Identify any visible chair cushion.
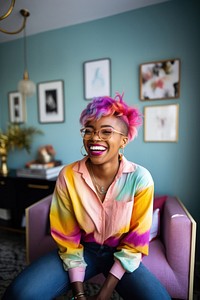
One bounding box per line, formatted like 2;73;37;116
149;208;160;241
149;196;168;241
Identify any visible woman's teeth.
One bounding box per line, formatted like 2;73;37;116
89;146;106;151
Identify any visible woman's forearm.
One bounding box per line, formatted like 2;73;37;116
97;273;119;300
71;281;86;298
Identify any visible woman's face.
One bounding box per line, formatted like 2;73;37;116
83;115;128;165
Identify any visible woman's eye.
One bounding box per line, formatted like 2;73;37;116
85;129;93;134
101;129;112;135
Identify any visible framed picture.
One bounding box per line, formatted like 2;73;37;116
83;58;111;100
144;104;179;142
140;59;180;100
8;91;26;123
38;80;64;123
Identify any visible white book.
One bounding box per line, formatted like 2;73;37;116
17;165;64;179
17;165;64;176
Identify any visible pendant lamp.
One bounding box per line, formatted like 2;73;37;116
17;10;36;97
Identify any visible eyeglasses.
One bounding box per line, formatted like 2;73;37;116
80;127;126;141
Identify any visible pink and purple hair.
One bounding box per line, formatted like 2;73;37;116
80;93;142;141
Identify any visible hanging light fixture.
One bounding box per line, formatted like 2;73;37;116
0;1;28;34
0;4;35;97
17;9;36;97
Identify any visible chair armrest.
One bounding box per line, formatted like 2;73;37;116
26;194;57;264
162;196;196;300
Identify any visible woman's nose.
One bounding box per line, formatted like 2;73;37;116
92;131;101;140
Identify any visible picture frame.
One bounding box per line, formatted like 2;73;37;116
140;59;180;101
8;91;26;123
38;80;64;123
144;104;179;142
83;58;111;100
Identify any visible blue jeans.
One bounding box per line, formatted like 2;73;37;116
2;243;171;300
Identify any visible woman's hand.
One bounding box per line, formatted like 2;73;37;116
86;273;119;300
71;273;119;300
87;294;102;300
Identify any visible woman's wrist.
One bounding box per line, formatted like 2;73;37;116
71;291;86;299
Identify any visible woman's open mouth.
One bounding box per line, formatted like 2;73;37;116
88;144;107;156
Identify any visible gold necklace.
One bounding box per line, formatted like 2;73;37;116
89;164;107;195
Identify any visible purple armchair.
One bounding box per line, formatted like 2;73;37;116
26;195;196;299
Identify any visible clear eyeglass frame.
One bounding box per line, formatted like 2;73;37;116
80;127;126;141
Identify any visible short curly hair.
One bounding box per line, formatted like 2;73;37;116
80;93;142;141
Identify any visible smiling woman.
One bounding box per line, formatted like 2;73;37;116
3;94;170;300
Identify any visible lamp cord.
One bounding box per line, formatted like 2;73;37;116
23;26;28;73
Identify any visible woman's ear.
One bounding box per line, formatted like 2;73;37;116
121;137;128;148
122;137;128;147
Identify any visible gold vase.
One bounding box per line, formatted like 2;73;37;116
0;153;9;176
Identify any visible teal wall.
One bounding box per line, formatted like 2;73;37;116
0;0;199;259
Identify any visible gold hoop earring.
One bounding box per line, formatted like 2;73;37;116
119;147;124;160
80;145;87;157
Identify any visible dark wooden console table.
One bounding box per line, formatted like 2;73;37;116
0;170;56;231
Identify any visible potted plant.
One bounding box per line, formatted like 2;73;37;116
0;124;43;175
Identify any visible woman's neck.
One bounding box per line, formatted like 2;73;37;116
87;157;121;201
88;158;120;180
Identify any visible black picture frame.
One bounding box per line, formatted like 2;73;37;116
8;91;26;123
38;80;65;123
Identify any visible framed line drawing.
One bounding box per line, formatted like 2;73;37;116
83;58;111;100
144;104;179;142
38;80;64;123
140;59;180;100
8;91;26;123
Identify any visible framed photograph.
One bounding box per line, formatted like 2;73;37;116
140;59;180;100
38;80;64;123
8;91;26;123
83;58;111;100
144;104;179;142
